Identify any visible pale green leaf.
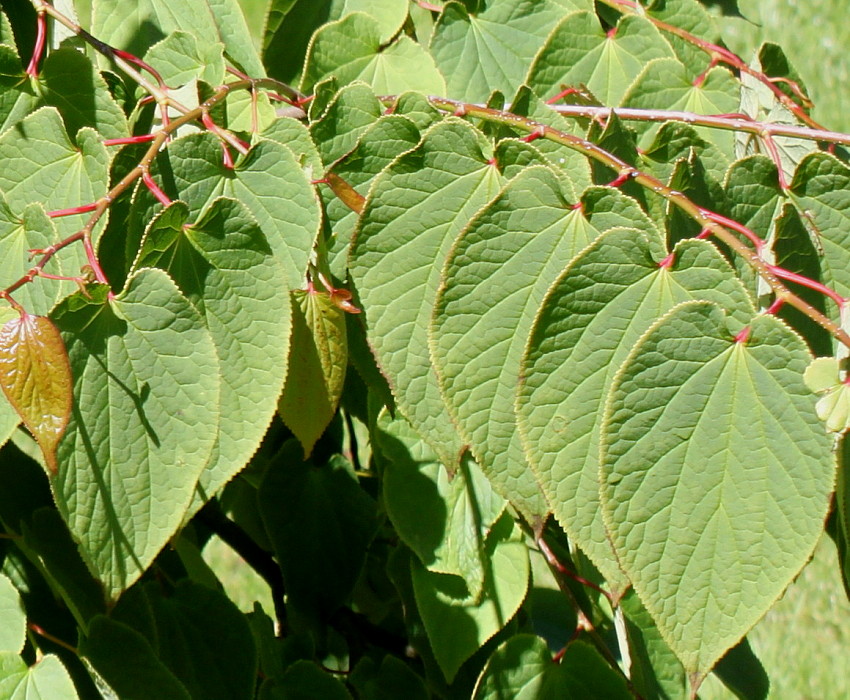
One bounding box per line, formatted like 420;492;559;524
302;13;445;94
526;12;675;107
134;198;292;511
143;31;226;86
0;653;78;700
52;269;220;596
517;229;755;591
430;0;588;103
349;119;504;467
600;302;835;676
0;575;24;654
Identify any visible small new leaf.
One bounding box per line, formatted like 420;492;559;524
0;313;72;472
804;357;850;433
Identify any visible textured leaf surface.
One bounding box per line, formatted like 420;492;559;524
40;48;129;139
349;119;504;466
432;167;611;523
159;133;320;288
279;288;347;457
302;13;445;94
517;230;754;589
429;0;589;102
411;515;529;683
601;302;835;675
0;108;109;272
135;198;291;508
52;270;220;596
527;12;674;106
0;653;78;700
377;410;505;596
0;314;72;473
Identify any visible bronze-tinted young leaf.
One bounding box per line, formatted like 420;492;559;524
0;314;72;473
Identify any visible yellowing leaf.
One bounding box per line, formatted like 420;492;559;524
279;289;348;457
0;313;72;473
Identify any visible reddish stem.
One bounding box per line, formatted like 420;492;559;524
658;252;676;269
537;536;612;603
26;11;47;78
103;134;157;147
767;265;847;307
112;47;167;88
734;326;752;344
700;210;765;253
142;170;172;206
766;297;785;315
48;202;99;218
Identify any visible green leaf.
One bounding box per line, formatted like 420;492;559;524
52;269;220;596
377;410;505;597
40;48;129;139
350;655;429;700
143;30;226;86
153;132;321;288
516;229;755;592
279;287;347;457
323;115;421;278
526;12;675;107
0;574;25;654
411;514;529;684
0;199;64;315
112;580;258;700
0;653;79;700
92;0;264;76
600;301;835;676
258;443;380;620
261;659;353;700
622;58;740;152
301;13;445;94
0;108;110;273
134;198;292;509
0;314;72;473
349;119;504;467
646;0;717;74
432;166;609;524
620;588;687;700
789;152;850;303
81;617;191;700
473;634;632;699
429;0;587;103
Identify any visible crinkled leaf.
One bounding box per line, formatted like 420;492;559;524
517;230;754;592
146;132;320;288
622;58;740;153
600;302;835;676
52;269;220;596
302;13;445;94
433;167;620;524
0;314;72;473
411;514;529;684
430;0;590;103
134;198;292;509
527;12;675;107
804;356;850;433
309;82;384;166
349;119;505;467
0;108;109;273
279;288;347;458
